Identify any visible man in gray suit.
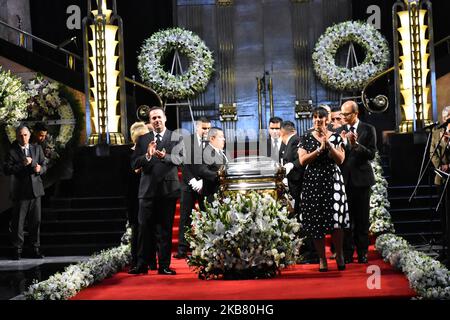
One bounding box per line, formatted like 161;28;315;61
4;125;47;260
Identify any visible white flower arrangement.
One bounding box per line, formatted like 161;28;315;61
137;27;214;100
376;233;450;299
369;152;395;235
0;67;29;125
5;76;76;168
24;243;131;300
312;21;390;92
186;192;302;280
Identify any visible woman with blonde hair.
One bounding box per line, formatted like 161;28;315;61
127;121;151;270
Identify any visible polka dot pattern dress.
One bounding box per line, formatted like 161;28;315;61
298;132;350;239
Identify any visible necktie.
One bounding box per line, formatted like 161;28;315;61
23;147;29;157
350;126;355;133
272;138;279;159
156;133;162;145
220;150;228;164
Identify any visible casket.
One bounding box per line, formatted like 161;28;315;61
218;156;287;200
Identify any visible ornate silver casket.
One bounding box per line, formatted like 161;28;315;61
218;156;287;201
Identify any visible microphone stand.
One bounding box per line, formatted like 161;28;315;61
409;125;445;202
409;125;446;257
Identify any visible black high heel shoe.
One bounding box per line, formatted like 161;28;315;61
319;259;328;272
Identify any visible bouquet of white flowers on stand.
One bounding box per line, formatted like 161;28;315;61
186;192;302;280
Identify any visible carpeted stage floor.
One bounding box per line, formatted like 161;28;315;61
71;246;415;300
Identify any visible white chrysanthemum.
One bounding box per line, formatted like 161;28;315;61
312;21;390;92
137;27;214;99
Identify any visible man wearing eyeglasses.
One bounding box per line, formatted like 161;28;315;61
174;117;211;259
340;100;377;264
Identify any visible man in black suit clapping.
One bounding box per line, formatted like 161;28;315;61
129;107;183;275
173;117;211;259
4;125;47;260
340;100;377;264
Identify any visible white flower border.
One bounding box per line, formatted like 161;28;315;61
370;156;450;300
312;21;390;92
138;27;214;100
376;233;450;299
369;153;395;235
0;67;29;125
24;228;131;300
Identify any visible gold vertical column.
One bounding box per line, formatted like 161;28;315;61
216;0;237;140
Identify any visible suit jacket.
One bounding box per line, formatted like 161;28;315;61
131;130;182;199
281;134;304;196
266;137;282;162
430;127;450;185
197;144;228;201
181;134;205;192
4;141;47;201
340;121;377;187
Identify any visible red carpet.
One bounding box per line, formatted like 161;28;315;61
71;246;415;300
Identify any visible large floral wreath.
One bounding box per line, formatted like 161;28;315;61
5;76;82;169
312;21;390;92
137;27;214;100
0;67;29;125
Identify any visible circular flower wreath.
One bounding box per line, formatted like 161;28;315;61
312;21;390;92
137;27;214;100
5;76;78;169
0;67;29;125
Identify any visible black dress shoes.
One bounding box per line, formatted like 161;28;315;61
158;267;176;275
30;249;44;259
344;256;354;264
173;252;187;259
358;255;368;264
128;265;148;275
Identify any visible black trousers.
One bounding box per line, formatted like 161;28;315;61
343;184;371;257
137;195;177;269
177;189;205;254
11;197;41;251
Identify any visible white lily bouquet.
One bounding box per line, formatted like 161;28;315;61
186;192;302;280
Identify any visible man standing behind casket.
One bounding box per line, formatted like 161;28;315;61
279;121;304;215
173;117;211;259
197;127;228;203
129;107;183;275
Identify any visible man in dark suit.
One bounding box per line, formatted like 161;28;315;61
4;125;47;260
173;117;211;259
129;107;183;275
279;121;304;215
197;127;228;204
340;100;377;264
266;117;283;162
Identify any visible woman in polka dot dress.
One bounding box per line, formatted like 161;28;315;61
298;107;349;272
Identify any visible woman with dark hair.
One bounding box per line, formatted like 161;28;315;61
297;107;349;272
